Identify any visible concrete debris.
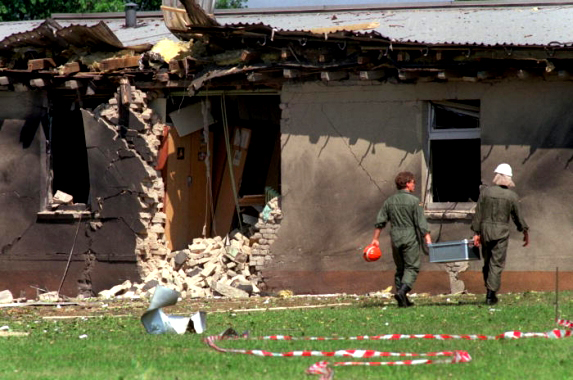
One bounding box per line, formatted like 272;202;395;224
0;290;13;304
91;86;283;300
52;190;74;205
98;196;283;300
444;261;469;294
38;291;59;302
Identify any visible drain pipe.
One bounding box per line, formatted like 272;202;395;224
125;2;138;28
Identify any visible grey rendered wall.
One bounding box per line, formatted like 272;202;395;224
0;91;47;252
266;79;573;293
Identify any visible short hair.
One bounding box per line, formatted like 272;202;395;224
395;171;415;190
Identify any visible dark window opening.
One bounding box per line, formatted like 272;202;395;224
431;139;481;202
429;100;481;204
49;102;90;205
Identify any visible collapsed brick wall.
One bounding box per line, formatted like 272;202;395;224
92;86;282;299
99;198;283;299
91;87;169;278
249;197;282;280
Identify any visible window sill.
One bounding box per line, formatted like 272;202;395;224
424;203;476;220
37;207;92;221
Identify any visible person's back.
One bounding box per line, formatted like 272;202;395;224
383;190;420;229
471;163;529;305
473;185;526;241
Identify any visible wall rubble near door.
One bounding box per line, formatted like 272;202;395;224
91;88;282;299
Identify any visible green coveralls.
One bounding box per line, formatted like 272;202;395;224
375;190;430;289
471;185;528;292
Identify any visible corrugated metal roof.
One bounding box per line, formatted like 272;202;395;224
214;4;573;47
0;16;176;49
2;3;573;49
56;18;177;46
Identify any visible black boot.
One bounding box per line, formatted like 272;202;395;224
405;294;414;307
486;289;498;305
394;284;411;308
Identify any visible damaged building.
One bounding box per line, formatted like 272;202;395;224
0;1;572;299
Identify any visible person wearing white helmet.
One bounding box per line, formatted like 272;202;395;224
471;163;529;305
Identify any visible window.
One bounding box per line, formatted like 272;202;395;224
426;100;481;207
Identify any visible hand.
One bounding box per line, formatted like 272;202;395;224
473;235;481;247
370;239;380;247
523;231;529;247
424;234;432;245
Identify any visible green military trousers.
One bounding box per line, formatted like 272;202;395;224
391;229;421;289
481;236;509;292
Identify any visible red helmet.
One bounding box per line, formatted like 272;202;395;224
363;244;382;262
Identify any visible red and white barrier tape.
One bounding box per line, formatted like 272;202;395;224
204;319;572;379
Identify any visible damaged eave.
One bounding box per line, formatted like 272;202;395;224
171;21;573;94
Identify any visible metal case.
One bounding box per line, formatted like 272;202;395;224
428;239;481;263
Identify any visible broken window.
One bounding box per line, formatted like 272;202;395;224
427;100;481;206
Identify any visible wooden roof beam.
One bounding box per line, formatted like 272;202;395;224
321;71;347;81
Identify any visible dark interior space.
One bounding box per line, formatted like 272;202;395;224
166;93;281;234
49;94;111;206
431;138;481;202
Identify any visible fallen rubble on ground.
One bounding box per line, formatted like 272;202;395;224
98;197;282;300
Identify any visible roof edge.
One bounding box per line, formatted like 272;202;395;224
215;0;573;15
50;0;573;20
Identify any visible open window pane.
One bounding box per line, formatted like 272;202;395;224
433;104;480;130
430;139;481;203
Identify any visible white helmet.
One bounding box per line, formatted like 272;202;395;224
494;163;513;177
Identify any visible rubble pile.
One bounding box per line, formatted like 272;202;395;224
91;88;282;300
98;197;283;300
99;232;256;300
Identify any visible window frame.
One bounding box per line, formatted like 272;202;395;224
423;101;481;219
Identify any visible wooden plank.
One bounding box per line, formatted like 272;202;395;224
27;58;56;71
63;62;81;75
169;59;183;73
240;50;259;62
359;70;385;80
29;78;46;87
212;128;251;236
283;69;300;79
238;194;265;207
119;78;131;105
65;80;80;89
164;129;213;250
321;71;347;81
189;129;213;240
100;56;140;72
156;72;170;83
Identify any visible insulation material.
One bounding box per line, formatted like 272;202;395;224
150;38;192;63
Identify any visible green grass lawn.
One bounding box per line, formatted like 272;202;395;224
1;291;571;379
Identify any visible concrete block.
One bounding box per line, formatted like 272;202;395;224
0;290;14;304
209;281;249;298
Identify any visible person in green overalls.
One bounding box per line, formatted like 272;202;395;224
472;163;529;305
371;172;432;308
